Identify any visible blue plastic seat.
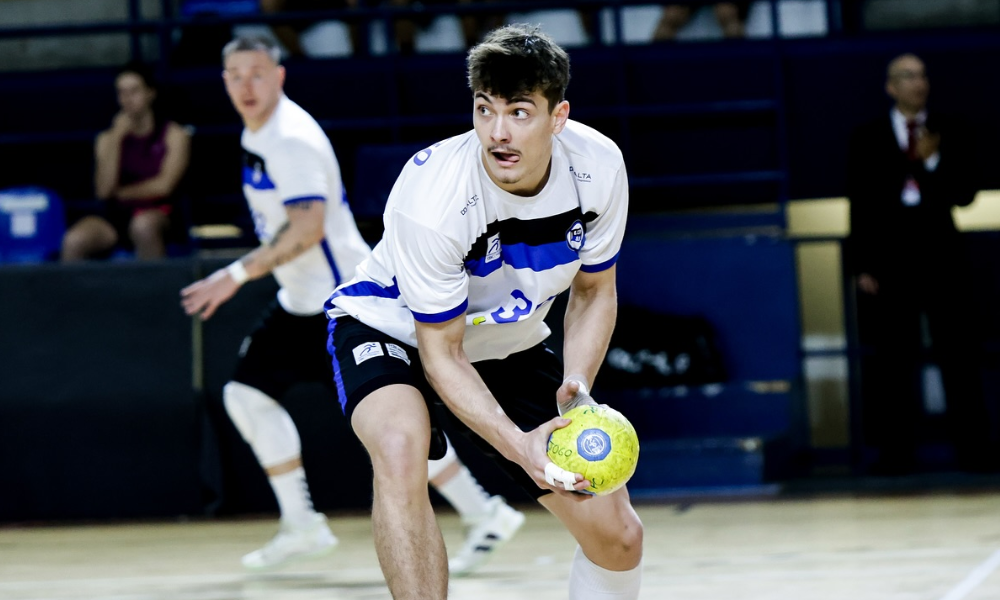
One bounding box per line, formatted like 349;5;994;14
0;186;66;263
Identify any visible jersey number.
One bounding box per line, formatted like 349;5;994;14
491;289;532;323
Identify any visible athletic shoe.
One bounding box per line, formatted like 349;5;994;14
449;496;526;576
242;513;339;570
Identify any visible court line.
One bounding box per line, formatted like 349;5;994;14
938;548;1000;600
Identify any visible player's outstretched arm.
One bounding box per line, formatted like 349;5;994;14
180;199;326;320
415;316;591;499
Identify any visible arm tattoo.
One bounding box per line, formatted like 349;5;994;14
244;205;318;272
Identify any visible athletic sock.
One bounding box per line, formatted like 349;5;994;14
269;466;316;528
434;464;493;522
568;545;642;600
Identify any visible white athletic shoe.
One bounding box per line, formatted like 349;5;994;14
242;513;339;570
449;496;526;576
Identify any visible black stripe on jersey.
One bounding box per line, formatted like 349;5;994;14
462;208;598;262
244;149;265;170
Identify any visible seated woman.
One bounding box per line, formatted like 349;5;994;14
61;63;191;261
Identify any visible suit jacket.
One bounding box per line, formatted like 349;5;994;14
847;112;980;279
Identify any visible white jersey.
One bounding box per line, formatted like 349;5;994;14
326;119;628;362
241;95;372;315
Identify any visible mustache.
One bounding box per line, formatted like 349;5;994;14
488;146;519;155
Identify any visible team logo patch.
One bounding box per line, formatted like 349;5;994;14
566;220;586;252
386;343;411;365
353;342;384;364
486;233;502;263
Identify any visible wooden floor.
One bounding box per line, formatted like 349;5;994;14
3;492;1000;599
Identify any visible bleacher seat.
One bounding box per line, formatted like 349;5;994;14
0;186;65;263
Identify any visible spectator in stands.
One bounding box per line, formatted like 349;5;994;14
653;2;750;40
61;63;191;261
389;0;505;54
847;53;993;474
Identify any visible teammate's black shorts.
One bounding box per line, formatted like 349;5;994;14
328;315;562;499
232;301;335;402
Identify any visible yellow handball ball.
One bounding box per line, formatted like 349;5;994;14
547;405;640;496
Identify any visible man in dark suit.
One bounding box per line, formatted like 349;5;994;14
847;52;991;474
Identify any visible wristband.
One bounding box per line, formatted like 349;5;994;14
226;260;249;285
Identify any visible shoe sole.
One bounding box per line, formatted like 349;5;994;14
242;539;339;571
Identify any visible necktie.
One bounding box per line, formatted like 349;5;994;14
906;119;920;161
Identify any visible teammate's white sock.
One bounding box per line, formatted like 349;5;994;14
270;466;317;528
428;436;492;522
568;545;642;600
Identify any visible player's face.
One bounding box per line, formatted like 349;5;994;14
886;56;929;113
474;90;570;196
223;50;286;131
115;72;155;117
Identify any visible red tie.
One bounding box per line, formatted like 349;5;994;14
906;119;920;161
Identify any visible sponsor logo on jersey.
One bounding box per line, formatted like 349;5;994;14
353;342;384;364
386;343;410;365
566;220;586;251
460;194;479;216
486;233;502;263
569;166;592;182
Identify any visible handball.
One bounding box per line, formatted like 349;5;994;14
547;405;639;496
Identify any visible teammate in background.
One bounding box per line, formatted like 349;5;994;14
180;34;523;573
325;24;643;599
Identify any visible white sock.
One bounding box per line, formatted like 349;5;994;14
434;465;492;522
269;466;316;528
568;545;642;600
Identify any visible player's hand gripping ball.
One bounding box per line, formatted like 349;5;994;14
547;405;639;496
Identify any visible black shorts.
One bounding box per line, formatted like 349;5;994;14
328;315;562;499
232;301;335;402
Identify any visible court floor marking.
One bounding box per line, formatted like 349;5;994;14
938;548;1000;600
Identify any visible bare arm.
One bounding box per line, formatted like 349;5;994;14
116;123;192;201
94;127;125;200
559;265;618;406
415;316;590;497
180;199;326;320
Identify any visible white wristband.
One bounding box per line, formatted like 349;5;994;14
226;261;249;285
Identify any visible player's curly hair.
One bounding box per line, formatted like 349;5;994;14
466;24;571;114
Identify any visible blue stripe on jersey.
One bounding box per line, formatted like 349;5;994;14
242;165;276;190
580;252;620;273
464;240;579;278
328;278;402;305
320;239;342;285
326;318;349;414
284;195;326;205
412;298;468;324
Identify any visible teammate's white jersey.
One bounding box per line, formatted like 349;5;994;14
241;95;372;315
326;119;628;362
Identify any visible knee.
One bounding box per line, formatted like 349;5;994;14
129;213;166;246
223;381;279;441
62;220;105;260
617;512;644;558
366;427;430;490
